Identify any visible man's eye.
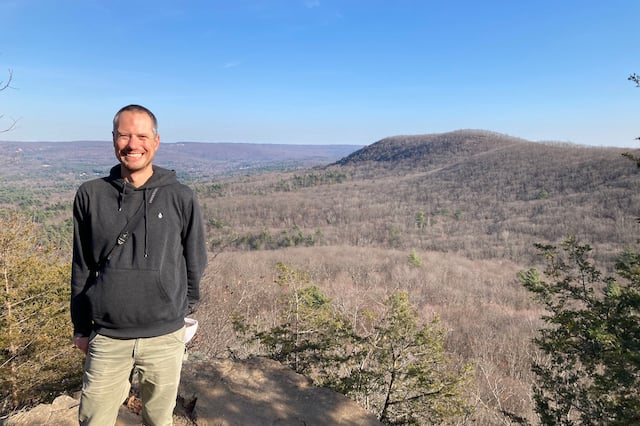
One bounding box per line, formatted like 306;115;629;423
118;134;131;140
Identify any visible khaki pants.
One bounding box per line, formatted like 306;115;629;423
78;328;185;426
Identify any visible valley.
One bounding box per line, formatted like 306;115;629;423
1;129;638;424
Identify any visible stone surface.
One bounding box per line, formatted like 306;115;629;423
178;357;382;426
1;356;382;426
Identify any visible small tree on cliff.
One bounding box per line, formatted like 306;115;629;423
338;291;474;425
237;263;474;425
239;262;353;378
0;210;83;414
519;237;640;425
517;74;640;425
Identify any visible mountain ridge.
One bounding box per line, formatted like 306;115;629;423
334;129;622;167
3;129;630;179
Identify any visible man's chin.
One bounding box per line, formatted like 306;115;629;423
121;155;145;165
120;162;149;173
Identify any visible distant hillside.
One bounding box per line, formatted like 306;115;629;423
3;130;639;263
335;129;524;166
193;129;640;266
0;140;363;183
330;129;638;197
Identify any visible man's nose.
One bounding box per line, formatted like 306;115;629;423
126;136;141;148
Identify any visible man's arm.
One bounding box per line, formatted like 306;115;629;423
70;190;94;338
183;192;208;313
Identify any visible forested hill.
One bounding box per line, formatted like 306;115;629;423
296;129;640;264
335;129;525;166
3;129;639;264
330;130;640;198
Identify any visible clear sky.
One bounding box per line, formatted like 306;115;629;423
1;0;639;146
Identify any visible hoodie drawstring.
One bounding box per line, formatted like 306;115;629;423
144;187;159;258
119;184;159;259
143;189;148;258
118;185;126;211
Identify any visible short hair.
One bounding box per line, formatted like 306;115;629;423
112;104;158;136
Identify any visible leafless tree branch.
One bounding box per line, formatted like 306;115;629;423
0;68;13;91
1;69;19;133
0;115;18;133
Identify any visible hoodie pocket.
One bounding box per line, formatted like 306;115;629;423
87;267;178;328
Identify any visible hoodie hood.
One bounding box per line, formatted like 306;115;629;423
106;165;179;257
107;164;179;190
107;164;178;209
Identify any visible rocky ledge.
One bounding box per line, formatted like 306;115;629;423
2;356;382;426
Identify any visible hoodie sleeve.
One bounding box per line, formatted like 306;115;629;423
182;190;208;313
70;188;94;337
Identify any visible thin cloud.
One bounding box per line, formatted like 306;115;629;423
223;61;242;69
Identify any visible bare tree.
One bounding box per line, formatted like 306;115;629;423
1;69;17;133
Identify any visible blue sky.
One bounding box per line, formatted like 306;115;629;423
1;0;639;146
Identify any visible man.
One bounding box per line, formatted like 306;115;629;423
71;104;208;425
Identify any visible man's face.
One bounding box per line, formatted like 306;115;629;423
112;110;160;175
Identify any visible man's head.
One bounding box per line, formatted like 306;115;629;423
113;104;158;136
112;104;160;185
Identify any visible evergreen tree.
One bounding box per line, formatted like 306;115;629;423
341;291;473;425
246;262;352;377
519;236;640;425
0;210;83;414
238;263;474;425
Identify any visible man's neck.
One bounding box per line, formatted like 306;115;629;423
121;166;153;188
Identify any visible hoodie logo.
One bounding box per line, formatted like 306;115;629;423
158;212;163;219
149;188;159;204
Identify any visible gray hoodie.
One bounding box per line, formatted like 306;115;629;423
71;165;207;339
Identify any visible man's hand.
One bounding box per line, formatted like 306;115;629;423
73;335;89;355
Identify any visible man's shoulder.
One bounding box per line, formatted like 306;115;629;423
77;165;120;193
164;180;197;200
77;175;113;192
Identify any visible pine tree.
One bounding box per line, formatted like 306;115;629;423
0;210;83;414
342;291;474;425
238;263;474;425
519;236;640;425
248;262;352;377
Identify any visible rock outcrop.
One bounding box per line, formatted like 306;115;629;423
2;356;382;426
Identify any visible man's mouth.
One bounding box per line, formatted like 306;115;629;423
124;152;144;158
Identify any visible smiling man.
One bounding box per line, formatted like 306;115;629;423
70;104;208;426
112;107;160;185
